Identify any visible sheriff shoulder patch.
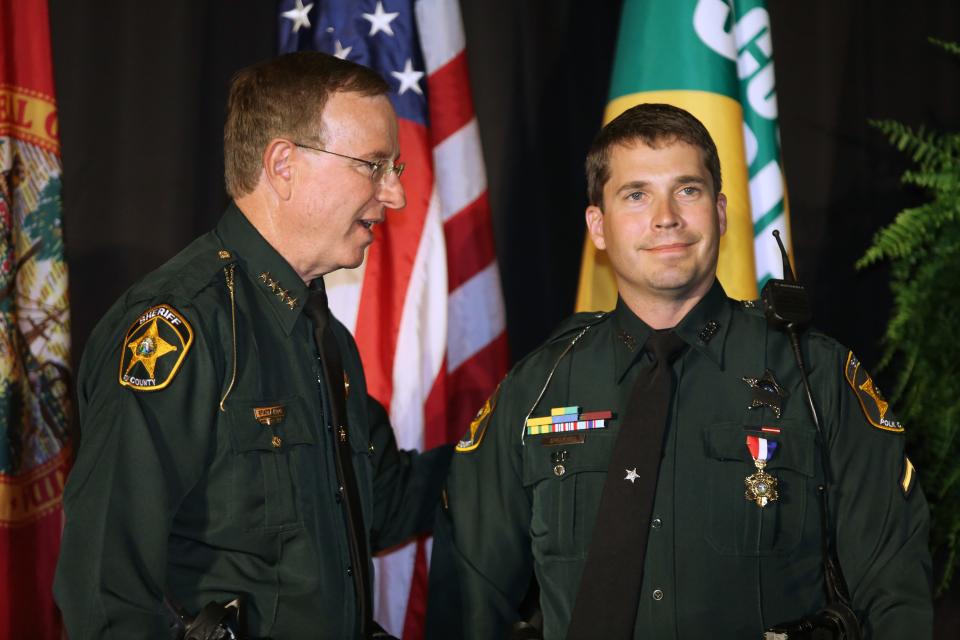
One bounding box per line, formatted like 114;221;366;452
844;351;903;433
118;304;193;391
455;384;501;453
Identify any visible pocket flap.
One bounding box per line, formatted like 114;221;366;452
703;421;815;477
522;432;615;485
227;396;316;452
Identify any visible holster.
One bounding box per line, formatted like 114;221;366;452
167;597;245;640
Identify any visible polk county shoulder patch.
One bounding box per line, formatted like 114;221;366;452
844;351;903;432
455;384;501;453
118;304;194;391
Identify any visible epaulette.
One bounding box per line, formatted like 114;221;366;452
161;247;238;301
545;311;610;344
506;311;609;374
117;243;237;393
124;236;237;306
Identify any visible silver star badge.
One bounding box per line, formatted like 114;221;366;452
624;468;640;483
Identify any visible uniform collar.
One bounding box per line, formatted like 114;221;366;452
214;203;310;336
612;279;732;382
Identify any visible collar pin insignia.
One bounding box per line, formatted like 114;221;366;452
698;320;720;344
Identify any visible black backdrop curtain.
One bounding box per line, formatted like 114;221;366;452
48;0;959;627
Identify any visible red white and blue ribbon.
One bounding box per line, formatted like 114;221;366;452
746;434;778;462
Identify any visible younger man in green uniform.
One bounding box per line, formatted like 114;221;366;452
430;104;931;638
54;52;451;639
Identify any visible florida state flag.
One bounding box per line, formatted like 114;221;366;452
0;1;73;638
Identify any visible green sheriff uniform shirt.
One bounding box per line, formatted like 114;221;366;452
435;281;931;639
54;204;451;639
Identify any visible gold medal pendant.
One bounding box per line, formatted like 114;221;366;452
744;459;779;508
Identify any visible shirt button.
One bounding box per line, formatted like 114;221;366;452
651;517;663;529
335;486;343;503
347;566;353;576
652;589;664;601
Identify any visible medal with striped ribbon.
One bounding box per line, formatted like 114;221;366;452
744;433;779;508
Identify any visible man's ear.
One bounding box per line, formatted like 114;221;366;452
263;139;295;200
585;205;606;250
716;192;728;236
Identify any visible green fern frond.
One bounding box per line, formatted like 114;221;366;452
902;170;960;194
857;204;938;267
929;37;960;57
870;120;944;165
857;39;960;594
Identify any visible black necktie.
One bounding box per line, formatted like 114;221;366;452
567;331;687;639
304;286;372;637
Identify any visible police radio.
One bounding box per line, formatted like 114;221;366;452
761;231;862;640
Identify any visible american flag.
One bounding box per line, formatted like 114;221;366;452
278;1;509;636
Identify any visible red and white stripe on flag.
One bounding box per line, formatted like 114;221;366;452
278;0;509;636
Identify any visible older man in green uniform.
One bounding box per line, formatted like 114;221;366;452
430;104;931;638
54;52;451;639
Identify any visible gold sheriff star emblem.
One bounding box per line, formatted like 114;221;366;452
119;304;194;391
125;318;178;379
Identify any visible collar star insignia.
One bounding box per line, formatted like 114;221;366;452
743;369;788;419
125;318;178;379
624;468;640;484
259;272;299;310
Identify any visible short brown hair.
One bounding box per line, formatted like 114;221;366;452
224;51;389;198
585;103;722;207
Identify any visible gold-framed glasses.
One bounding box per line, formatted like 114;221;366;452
294;142;405;183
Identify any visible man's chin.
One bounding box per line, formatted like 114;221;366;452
341;248;369;270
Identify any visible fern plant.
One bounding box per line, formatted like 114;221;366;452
856;38;960;594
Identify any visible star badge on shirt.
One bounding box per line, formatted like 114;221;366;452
624;468;640;483
742;369;787;419
119;304;193;391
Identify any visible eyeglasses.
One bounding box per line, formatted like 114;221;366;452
293;142;405;183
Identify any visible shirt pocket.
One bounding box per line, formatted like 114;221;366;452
226;395;316;532
522;434;614;560
702;421;815;556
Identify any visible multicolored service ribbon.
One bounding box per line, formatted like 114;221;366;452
525;407;612;436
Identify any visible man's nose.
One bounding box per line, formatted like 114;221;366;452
652;198;681;228
376;172;406;210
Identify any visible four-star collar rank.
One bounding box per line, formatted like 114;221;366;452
259;271;299;310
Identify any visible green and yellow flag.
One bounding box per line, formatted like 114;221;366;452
576;0;789;310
